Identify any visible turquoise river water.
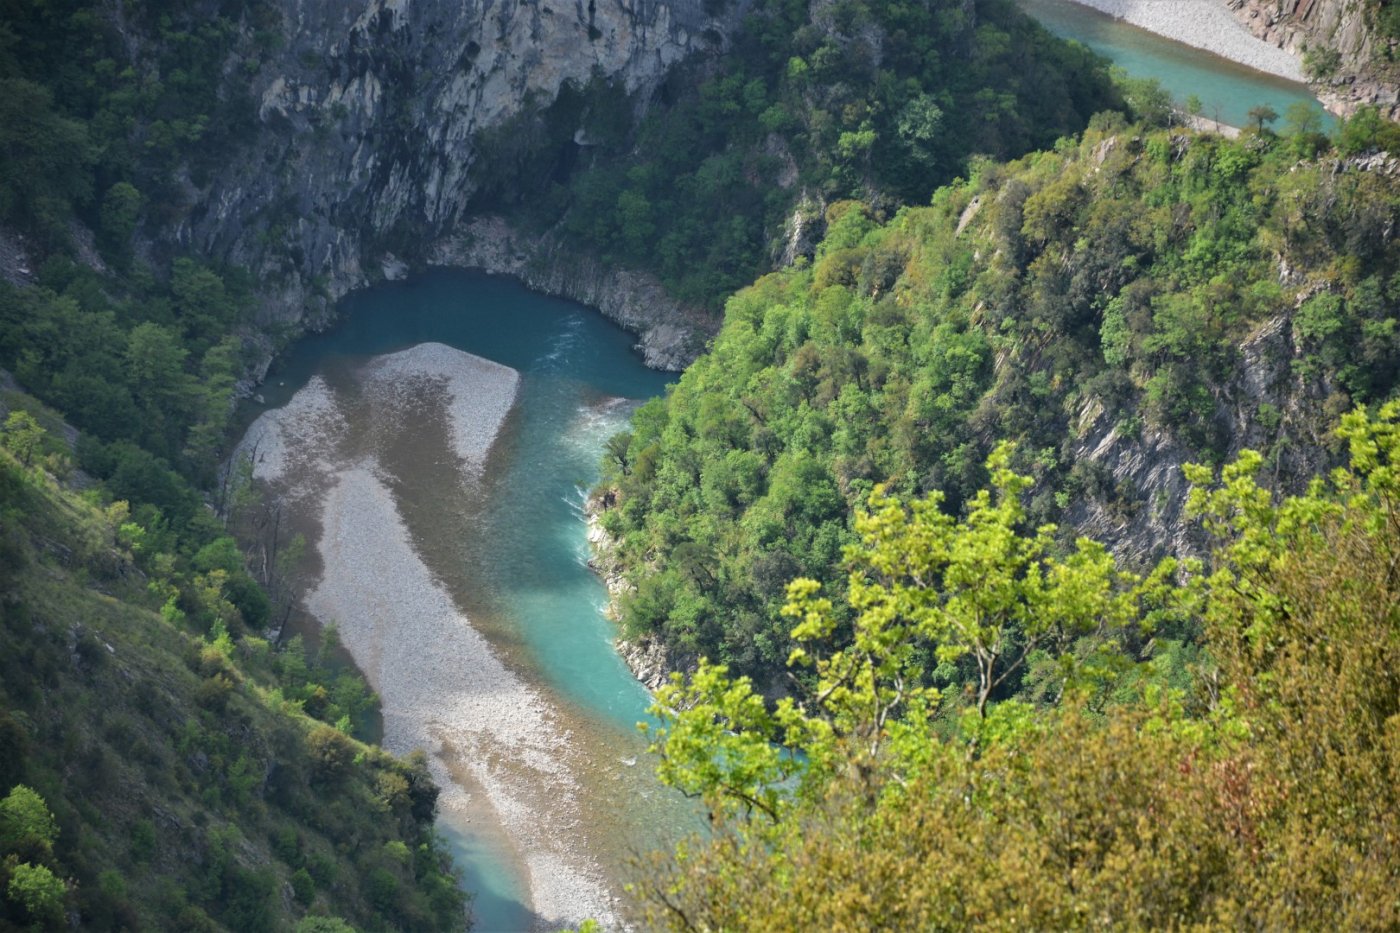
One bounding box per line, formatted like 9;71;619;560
1017;0;1336;130
248;270;679;929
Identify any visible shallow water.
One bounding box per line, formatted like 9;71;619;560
245;270;681;930
1016;0;1336;131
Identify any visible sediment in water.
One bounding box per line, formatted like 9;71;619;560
239;342;621;929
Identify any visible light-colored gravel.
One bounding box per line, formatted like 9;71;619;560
240;344;619;930
362;342;520;472
235;375;346;490
1066;0;1305;81
307;465;618;930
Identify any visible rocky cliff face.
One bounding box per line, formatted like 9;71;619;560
434;215;715;369
1065;312;1337;566
1227;0;1400;118
175;0;734;360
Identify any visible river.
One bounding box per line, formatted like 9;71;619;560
239;270;682;930
1016;0;1336;130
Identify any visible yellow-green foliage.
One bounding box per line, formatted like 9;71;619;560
638;406;1400;929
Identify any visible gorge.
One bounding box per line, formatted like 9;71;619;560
235;272;679;929
4;0;1400;929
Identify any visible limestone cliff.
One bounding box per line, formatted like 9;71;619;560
433;216;715;370
1064;312;1337;567
1226;0;1400;117
172;0;736;365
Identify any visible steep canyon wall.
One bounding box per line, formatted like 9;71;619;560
1227;0;1400;116
174;0;737;370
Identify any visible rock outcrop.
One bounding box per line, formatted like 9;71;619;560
1226;0;1400;118
433;216;715;370
1065;312;1336;566
170;0;738;364
585;491;678;690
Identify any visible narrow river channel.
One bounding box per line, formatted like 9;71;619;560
1016;0;1335;130
238;271;684;930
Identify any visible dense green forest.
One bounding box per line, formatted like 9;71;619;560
0;401;464;930
0;1;467;928
599;107;1400;691
0;0;1137;925
472;0;1122;307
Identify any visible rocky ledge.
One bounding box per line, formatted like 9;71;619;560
584;490;676;691
433;215;716;372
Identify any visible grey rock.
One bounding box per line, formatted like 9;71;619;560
167;0;741;377
435;215;716;370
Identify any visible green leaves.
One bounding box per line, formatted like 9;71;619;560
787;443;1171;732
639;408;1400;930
644;662;828;822
649;443;1182;828
0;411;44;467
0;786;58;861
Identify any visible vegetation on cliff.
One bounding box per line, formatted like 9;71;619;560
0;0;281;256
0;3;467;928
0;404;464;930
7;0;1400;927
599;108;1400;690
472;0;1122;307
637;409;1400;928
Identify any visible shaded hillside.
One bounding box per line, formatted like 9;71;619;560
471;0;1122;308
0;396;463;930
0;0;1124;366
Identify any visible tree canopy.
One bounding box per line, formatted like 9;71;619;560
638;405;1400;929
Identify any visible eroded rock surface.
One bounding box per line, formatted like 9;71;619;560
175;0;737;364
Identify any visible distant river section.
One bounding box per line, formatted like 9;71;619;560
1017;0;1335;131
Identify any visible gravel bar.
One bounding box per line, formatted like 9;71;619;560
243;343;619;929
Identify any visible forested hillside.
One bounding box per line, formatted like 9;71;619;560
6;0;1400;926
599;107;1400;689
0;399;463;930
638;410;1400;927
0;2;470;928
472;0;1122;307
0;0;1139;926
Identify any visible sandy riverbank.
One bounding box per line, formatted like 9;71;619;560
241;342;621;929
1065;0;1305;82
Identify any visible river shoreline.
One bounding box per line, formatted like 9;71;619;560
584;494;676;692
1060;0;1305;82
239;342;625;930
